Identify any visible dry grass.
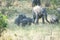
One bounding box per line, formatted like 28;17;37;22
0;24;60;40
0;17;60;40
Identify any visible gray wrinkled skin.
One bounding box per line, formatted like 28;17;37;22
32;5;49;24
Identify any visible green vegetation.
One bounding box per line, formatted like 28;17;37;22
0;13;7;36
0;13;7;27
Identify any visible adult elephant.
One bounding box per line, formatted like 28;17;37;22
32;5;50;24
32;0;41;7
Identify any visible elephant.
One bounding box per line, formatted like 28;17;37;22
32;0;41;7
32;5;50;24
50;15;59;24
15;14;34;26
20;17;34;26
15;14;26;25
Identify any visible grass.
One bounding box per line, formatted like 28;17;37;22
0;20;60;40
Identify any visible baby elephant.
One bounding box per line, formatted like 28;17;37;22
20;17;34;26
15;14;26;25
50;15;59;24
15;14;34;26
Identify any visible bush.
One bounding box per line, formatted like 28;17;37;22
0;13;7;27
0;13;7;36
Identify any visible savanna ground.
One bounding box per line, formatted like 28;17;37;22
0;0;60;40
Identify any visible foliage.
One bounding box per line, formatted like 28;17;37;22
46;8;58;15
0;13;7;36
0;7;19;18
0;13;7;28
50;0;60;5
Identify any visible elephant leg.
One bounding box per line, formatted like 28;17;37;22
42;16;45;23
32;11;36;23
42;8;50;23
31;16;35;24
45;14;50;23
22;22;27;26
35;14;39;24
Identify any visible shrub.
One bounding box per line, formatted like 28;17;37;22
0;13;7;36
0;13;7;27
